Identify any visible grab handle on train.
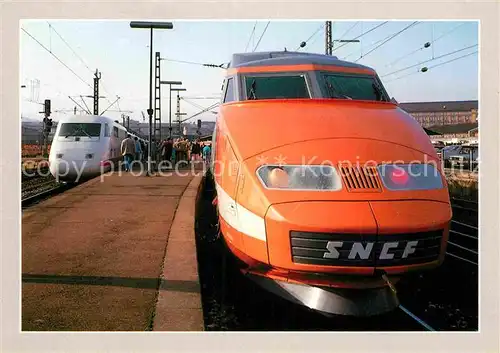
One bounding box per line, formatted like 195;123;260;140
375;269;398;295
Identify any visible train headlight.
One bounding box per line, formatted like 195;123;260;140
377;163;443;190
257;165;342;190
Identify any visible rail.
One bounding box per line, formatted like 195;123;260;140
447;199;478;266
22;184;71;208
399;305;435;331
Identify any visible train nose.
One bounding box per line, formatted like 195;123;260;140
264;200;451;276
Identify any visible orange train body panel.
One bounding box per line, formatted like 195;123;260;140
209;51;453;316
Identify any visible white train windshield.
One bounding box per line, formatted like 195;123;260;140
58;123;102;141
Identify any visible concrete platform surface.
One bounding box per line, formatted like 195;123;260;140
22;169;204;331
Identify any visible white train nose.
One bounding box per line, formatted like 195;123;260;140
49;159;100;181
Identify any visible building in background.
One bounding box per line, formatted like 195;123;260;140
399;100;478;128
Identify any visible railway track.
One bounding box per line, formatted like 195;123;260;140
22;184;72;208
396;198;478;331
448;197;478;265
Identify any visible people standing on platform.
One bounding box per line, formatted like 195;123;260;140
172;138;178;164
120;134;136;172
202;143;211;166
163;138;173;164
140;141;146;162
191;139;201;163
134;137;142;162
176;138;188;164
143;142;148;163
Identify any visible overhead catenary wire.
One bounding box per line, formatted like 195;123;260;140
337;21;360;41
434;22;469;43
296;23;324;50
181;102;220;123
331;21;389;53
384;50;478;83
354;21;420;62
46;21;93;74
21;28;93;90
26;24;117;111
385;22;470;68
182;98;209;111
161;57;226;68
46;21;134;109
381;44;478;77
252;21;271;52
343;28;396;60
427;50;478;70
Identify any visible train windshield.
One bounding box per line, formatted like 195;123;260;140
58;123;102;138
244;74;310;100
321;73;389;102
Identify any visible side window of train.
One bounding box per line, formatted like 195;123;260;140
113;126;119;137
104;124;110;137
223;77;235;103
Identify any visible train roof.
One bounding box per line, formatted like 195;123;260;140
58;114;120;125
228;51;373;71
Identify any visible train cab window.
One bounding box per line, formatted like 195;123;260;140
58;123;101;139
244;74;310;100
321;73;389;102
113;126;119;137
223;77;235;103
104;123;110;137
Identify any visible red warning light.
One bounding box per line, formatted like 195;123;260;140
390;168;409;185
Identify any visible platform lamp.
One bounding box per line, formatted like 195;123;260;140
160;80;182;138
130;21;173;176
171;87;187;136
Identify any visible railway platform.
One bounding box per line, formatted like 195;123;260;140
22;166;204;331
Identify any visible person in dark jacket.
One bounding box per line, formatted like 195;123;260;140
162;138;173;164
190;139;201;163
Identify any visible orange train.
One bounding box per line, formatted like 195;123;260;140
209;51;452;316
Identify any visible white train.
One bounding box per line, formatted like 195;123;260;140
48;115;147;182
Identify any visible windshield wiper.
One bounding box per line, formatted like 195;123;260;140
326;82;351;100
248;79;257;100
372;83;387;102
65;126;92;138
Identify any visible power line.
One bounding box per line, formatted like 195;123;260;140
21;28;93;89
385;42;430;68
181;102;220;123
354;21;419;62
434;22;469;43
338;21;359;41
343;29;394;60
252;21;271;52
384;50;478;83
182;98;208;111
161;57;226;68
385;22;470;68
245;21;257;52
427;50;478;69
296;23;324;51
46;21;93;74
332;21;389;53
381;44;478;77
46;22;123;108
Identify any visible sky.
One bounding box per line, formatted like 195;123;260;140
20;20;479;124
